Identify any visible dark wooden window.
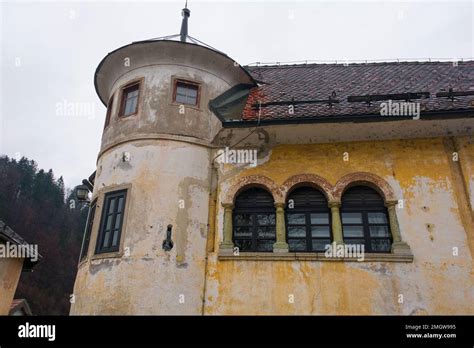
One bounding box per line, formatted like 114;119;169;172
341;186;392;253
233;187;276;252
119;83;140;117
174;80;199;106
80;199;97;261
104;95;114;129
286;186;331;252
96;190;127;254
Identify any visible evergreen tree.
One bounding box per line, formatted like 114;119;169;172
0;155;88;314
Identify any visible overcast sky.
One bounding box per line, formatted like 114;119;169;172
1;0;472;188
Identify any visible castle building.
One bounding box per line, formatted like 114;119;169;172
71;6;474;315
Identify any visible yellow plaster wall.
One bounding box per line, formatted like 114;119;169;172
205;137;474;315
0;257;24;315
456;136;474;213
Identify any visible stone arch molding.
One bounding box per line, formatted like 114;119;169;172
333;172;396;202
222;175;284;205
281;174;335;202
224;172;397;207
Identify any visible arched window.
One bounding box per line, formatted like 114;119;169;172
341;186;392;253
233;187;276;252
286;186;331;252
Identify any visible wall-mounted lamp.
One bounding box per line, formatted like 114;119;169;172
75;184;91;203
162;225;174;251
75;179;93;203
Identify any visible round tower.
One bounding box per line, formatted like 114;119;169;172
71;6;255;314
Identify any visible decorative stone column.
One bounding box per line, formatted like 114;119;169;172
220;203;234;252
273;202;289;253
385;200;412;255
328;201;344;245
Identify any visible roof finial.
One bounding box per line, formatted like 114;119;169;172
180;1;191;42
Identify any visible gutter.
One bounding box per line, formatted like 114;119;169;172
221;109;474;128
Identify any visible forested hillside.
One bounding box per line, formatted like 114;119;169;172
0;156;88;315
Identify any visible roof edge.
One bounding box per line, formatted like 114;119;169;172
94;40;257;106
245;59;474;69
222;109;474;128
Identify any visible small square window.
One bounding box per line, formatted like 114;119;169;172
289;239;307;251
310;213;329;225
119;83;140;117
368;212;388;224
174;80;199;106
341;212;363;224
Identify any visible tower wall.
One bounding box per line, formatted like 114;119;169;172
71;140;211;314
71;41;253;314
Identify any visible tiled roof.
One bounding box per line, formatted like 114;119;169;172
0;220;29;246
0;219;42;270
242;61;474;121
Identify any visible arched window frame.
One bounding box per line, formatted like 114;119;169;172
340;186;392;253
219;172;412;260
232;187;276;252
285;186;332;252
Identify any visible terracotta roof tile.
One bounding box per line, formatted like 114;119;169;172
242;61;474;120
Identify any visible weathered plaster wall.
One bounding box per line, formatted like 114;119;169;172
96;41;255;155
100;64;229;150
456;136;474;212
73;39;473;315
71;140;211;314
71;44;253;314
0;256;23;315
205;137;474;315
